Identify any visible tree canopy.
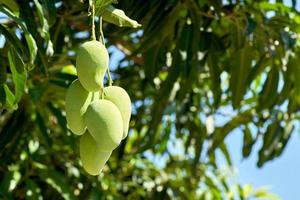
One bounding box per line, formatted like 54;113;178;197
0;0;299;199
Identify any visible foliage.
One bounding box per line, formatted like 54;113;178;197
0;0;299;199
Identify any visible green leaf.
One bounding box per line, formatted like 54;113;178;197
8;49;27;104
219;143;232;166
209;110;253;153
257;122;283;167
0;6;37;66
47;103;67;132
230;44;253;108
242;126;255;158
0;65;7;85
0;24;29;62
0;0;19;14
33;0;54;56
2;84;17;109
36;112;52;146
257;67;279;111
101;6;141;28
38;169;76;200
95;0;118;15
207;53;221;107
25;180;41;200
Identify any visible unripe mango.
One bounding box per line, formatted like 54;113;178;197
80;131;112;176
104;86;131;139
76;41;109;91
85;99;123;151
65;79;92;135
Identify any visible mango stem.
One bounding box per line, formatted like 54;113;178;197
91;0;96;40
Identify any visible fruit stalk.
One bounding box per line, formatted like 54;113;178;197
91;0;96;40
98;16;105;44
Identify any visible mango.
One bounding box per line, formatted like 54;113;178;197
104;86;131;139
80;131;112;175
76;40;109;91
85;99;123;151
65;79;92;135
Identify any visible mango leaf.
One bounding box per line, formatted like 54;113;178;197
209;110;253;153
8;49;27;104
36;111;52;146
0;24;29;62
38;169;76;200
95;0;118;15
230;44;253;109
0;65;7;85
242;125;255;158
207;53;221;107
257;122;283;167
0;172;13;200
33;0;54;56
219;143;232;166
101;6;141;28
0;0;19;14
25;180;41;200
2;85;17;110
0;6;37;66
274;121;294;158
257;66;279;111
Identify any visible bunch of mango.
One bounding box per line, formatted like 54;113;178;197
65;40;131;175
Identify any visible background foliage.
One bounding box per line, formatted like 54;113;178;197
0;0;299;199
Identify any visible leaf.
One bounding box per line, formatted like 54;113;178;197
287;55;300;103
230;19;246;49
242;125;255;158
230;44;253;109
0;24;29;62
8;49;27;104
209;110;253;153
36;112;52;145
219;143;232;166
0;172;13;200
41;0;57;26
207;53;221;107
257;122;283;167
25;180;41;200
95;0;118;15
101;6;141;28
38;169;76;200
0;65;7;85
0;0;19;14
0;6;37;66
33;0;54;56
257;66;279;111
274;121;294;158
47;103;67;132
3;85;17;109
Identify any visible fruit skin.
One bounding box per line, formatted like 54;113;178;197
104;86;131;139
80;131;112;176
85;99;123;151
65;79;92;135
76;40;109;91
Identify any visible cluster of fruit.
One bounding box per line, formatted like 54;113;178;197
65;40;131;175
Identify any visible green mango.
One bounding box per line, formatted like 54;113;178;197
80;131;112;176
76;40;109;91
85;99;123;151
104;86;131;139
65;79;92;135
